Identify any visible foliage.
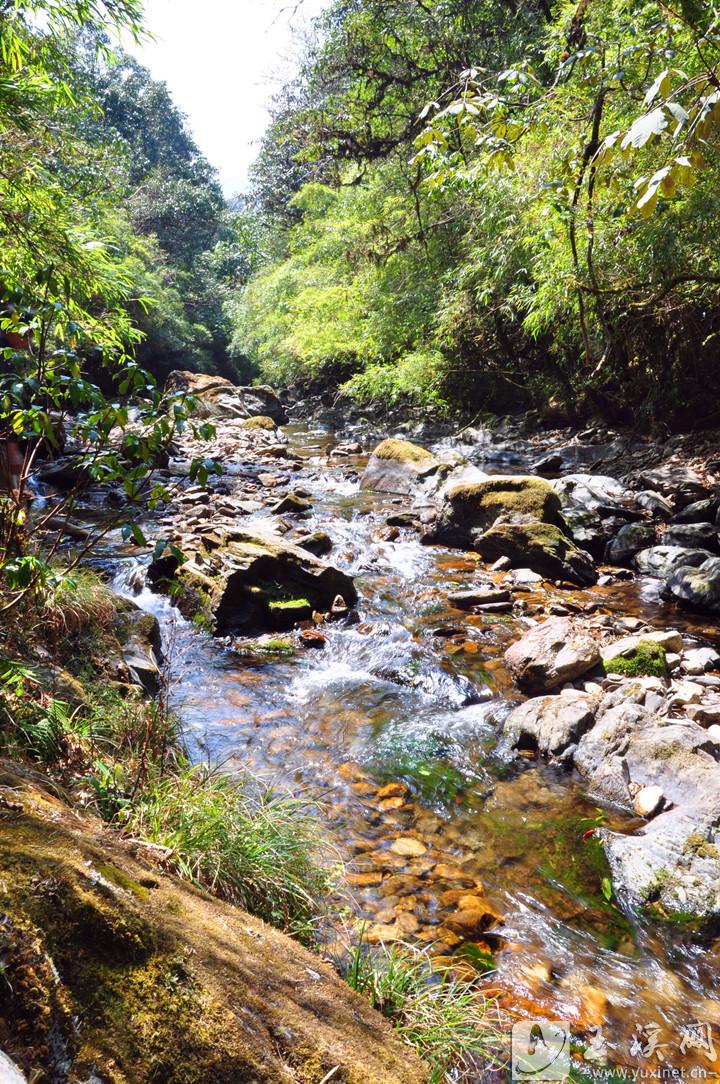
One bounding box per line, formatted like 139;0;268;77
123;764;336;941
344;934;505;1082
237;0;720;427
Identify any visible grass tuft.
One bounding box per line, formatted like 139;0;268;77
43;567;116;637
343;935;506;1082
123;765;336;941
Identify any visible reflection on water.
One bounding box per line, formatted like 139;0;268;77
113;421;720;1071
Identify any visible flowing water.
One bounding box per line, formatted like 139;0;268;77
112;422;720;1075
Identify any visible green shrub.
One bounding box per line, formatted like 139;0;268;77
344;937;506;1083
603;640;666;678
123;765;335;941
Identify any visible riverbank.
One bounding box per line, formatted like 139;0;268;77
5;371;720;1079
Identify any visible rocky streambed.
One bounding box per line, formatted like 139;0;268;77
50;373;720;1076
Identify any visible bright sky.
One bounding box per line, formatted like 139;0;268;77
130;0;329;196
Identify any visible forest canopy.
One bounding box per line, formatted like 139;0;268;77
232;0;720;428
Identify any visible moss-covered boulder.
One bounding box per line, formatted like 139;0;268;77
149;528;357;635
361;438;446;495
475;522;597;586
0;764;425;1084
431;476;563;547
241;414;278;430
425;476;596;585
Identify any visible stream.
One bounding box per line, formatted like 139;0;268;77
112;421;720;1074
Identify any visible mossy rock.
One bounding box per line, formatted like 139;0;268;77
603;639;666;677
430;476;566;551
0;763;425;1084
372;438;437;465
148;529;357;636
475;522;597;587
241;415;277;430
361;438;445;494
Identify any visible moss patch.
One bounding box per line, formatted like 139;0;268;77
372;438;436;465
603;640;666;677
241;415;277;430
446;476;562;526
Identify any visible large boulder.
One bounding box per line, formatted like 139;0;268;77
637;462;710;508
427;477;596;585
503;689;598;758
661;522;718;552
430;476;562;547
663;557;720;615
605;523;655;567
164;371;288;425
504;617;601;692
574;702;720;924
361;438;446;495
474;522;597;586
148;528;357;635
635;546;714;578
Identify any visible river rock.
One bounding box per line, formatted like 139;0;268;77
114;599;163;695
672;498;719;524
164;370;287;424
552;473;630;515
505;617;601;692
474;522;597;586
293;530;333;557
637;462;710;508
241;415;277;430
431;476;562;544
682;647;720;675
447;587;511;609
636;490;674;518
663;557;720;614
661;522;718;552
503;689;598;758
361;438;446;495
605;523;655;567
148;527;357;635
271;492;312;515
633;785;665;818
575;703;720;924
635;545;714;578
560;506;608;557
600;629;683;662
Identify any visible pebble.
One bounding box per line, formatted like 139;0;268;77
390;837;427;857
633;785;665;818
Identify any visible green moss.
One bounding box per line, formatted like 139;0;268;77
267;597;312;611
239;638;296;655
447;476;562;525
95;861;151;902
372;438;436;465
241;414;277;430
603;640;666;678
683;833;720;859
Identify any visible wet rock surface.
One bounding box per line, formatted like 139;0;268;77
46;387;720;1071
